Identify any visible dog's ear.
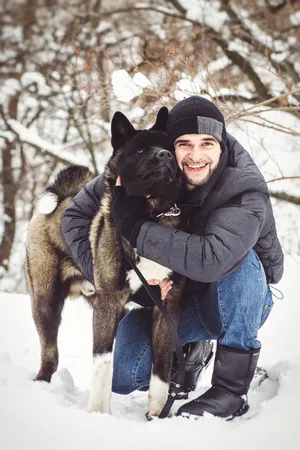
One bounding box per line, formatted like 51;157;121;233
150;107;169;132
111;111;137;152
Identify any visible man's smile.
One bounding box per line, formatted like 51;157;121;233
184;162;209;173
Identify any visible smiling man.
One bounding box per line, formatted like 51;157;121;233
62;96;283;420
174;134;221;188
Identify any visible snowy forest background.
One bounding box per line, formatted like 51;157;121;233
0;0;300;292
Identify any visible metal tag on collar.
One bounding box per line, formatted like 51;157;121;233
157;203;181;218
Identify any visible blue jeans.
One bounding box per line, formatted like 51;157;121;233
112;250;273;394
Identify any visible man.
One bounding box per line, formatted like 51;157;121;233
62;96;283;419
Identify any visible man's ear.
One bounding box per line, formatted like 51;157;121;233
111;111;137;153
150;107;169;132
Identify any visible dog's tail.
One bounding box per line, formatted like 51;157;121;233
36;165;94;214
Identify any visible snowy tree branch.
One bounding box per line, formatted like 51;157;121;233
0;110;77;167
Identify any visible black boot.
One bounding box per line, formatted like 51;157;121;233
176;343;260;419
139;341;214;394
171;341;214;399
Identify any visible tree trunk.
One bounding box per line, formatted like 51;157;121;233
0;142;17;271
0;94;18;273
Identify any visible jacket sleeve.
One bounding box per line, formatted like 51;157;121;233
61;174;105;284
136;191;268;282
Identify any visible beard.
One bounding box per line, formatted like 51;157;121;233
182;163;217;188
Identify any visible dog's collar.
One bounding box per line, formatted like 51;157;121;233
156;203;181;218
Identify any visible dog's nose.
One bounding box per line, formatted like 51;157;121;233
156;149;173;160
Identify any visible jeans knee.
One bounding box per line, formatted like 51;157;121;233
111;308;152;395
112;371;135;395
112;343;151;395
211;251;270;348
112;338;137;394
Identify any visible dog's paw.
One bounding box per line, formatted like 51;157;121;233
146;411;155;421
147;374;169;419
34;370;52;383
146;409;173;420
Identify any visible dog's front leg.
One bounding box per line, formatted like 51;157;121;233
147;281;183;419
88;294;122;414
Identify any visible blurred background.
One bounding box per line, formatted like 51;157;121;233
0;0;299;292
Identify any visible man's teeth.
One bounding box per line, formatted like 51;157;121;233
188;163;207;168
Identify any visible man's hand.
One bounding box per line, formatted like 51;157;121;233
148;278;173;300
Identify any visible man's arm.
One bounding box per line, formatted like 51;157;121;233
137;191;268;283
62;174;163;307
61;174;105;283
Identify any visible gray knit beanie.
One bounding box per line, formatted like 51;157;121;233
167;96;226;143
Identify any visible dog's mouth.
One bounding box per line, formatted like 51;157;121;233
138;165;175;183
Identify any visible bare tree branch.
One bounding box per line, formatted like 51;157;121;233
237;118;300;137
270;191;300;206
267;176;300;184
227;88;300;121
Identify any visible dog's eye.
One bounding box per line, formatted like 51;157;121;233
137;149;144;154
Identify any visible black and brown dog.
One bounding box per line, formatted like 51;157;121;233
25;108;185;419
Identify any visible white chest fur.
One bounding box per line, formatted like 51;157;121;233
126;254;172;293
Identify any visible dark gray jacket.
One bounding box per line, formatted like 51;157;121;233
62;134;284;293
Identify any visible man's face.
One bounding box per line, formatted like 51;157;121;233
174;134;222;190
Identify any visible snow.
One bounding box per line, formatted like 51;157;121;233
0;254;300;450
112;69;142;102
133;72;153;89
184;0;228;30
1;78;21;96
0;130;15;142
111;69;152;103
21;72;51;95
151;23;166;40
174;72;206;99
228;39;250;56
290;10;300;26
51;71;61;80
61;84;72;93
95;21;111;33
206;56;231;74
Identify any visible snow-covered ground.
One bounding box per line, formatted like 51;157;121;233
0;253;299;450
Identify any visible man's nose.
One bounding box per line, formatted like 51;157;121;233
189;144;203;160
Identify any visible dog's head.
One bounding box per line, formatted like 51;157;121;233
109;108;179;198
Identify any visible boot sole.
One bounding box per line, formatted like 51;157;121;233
226;403;249;421
177;402;249;421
